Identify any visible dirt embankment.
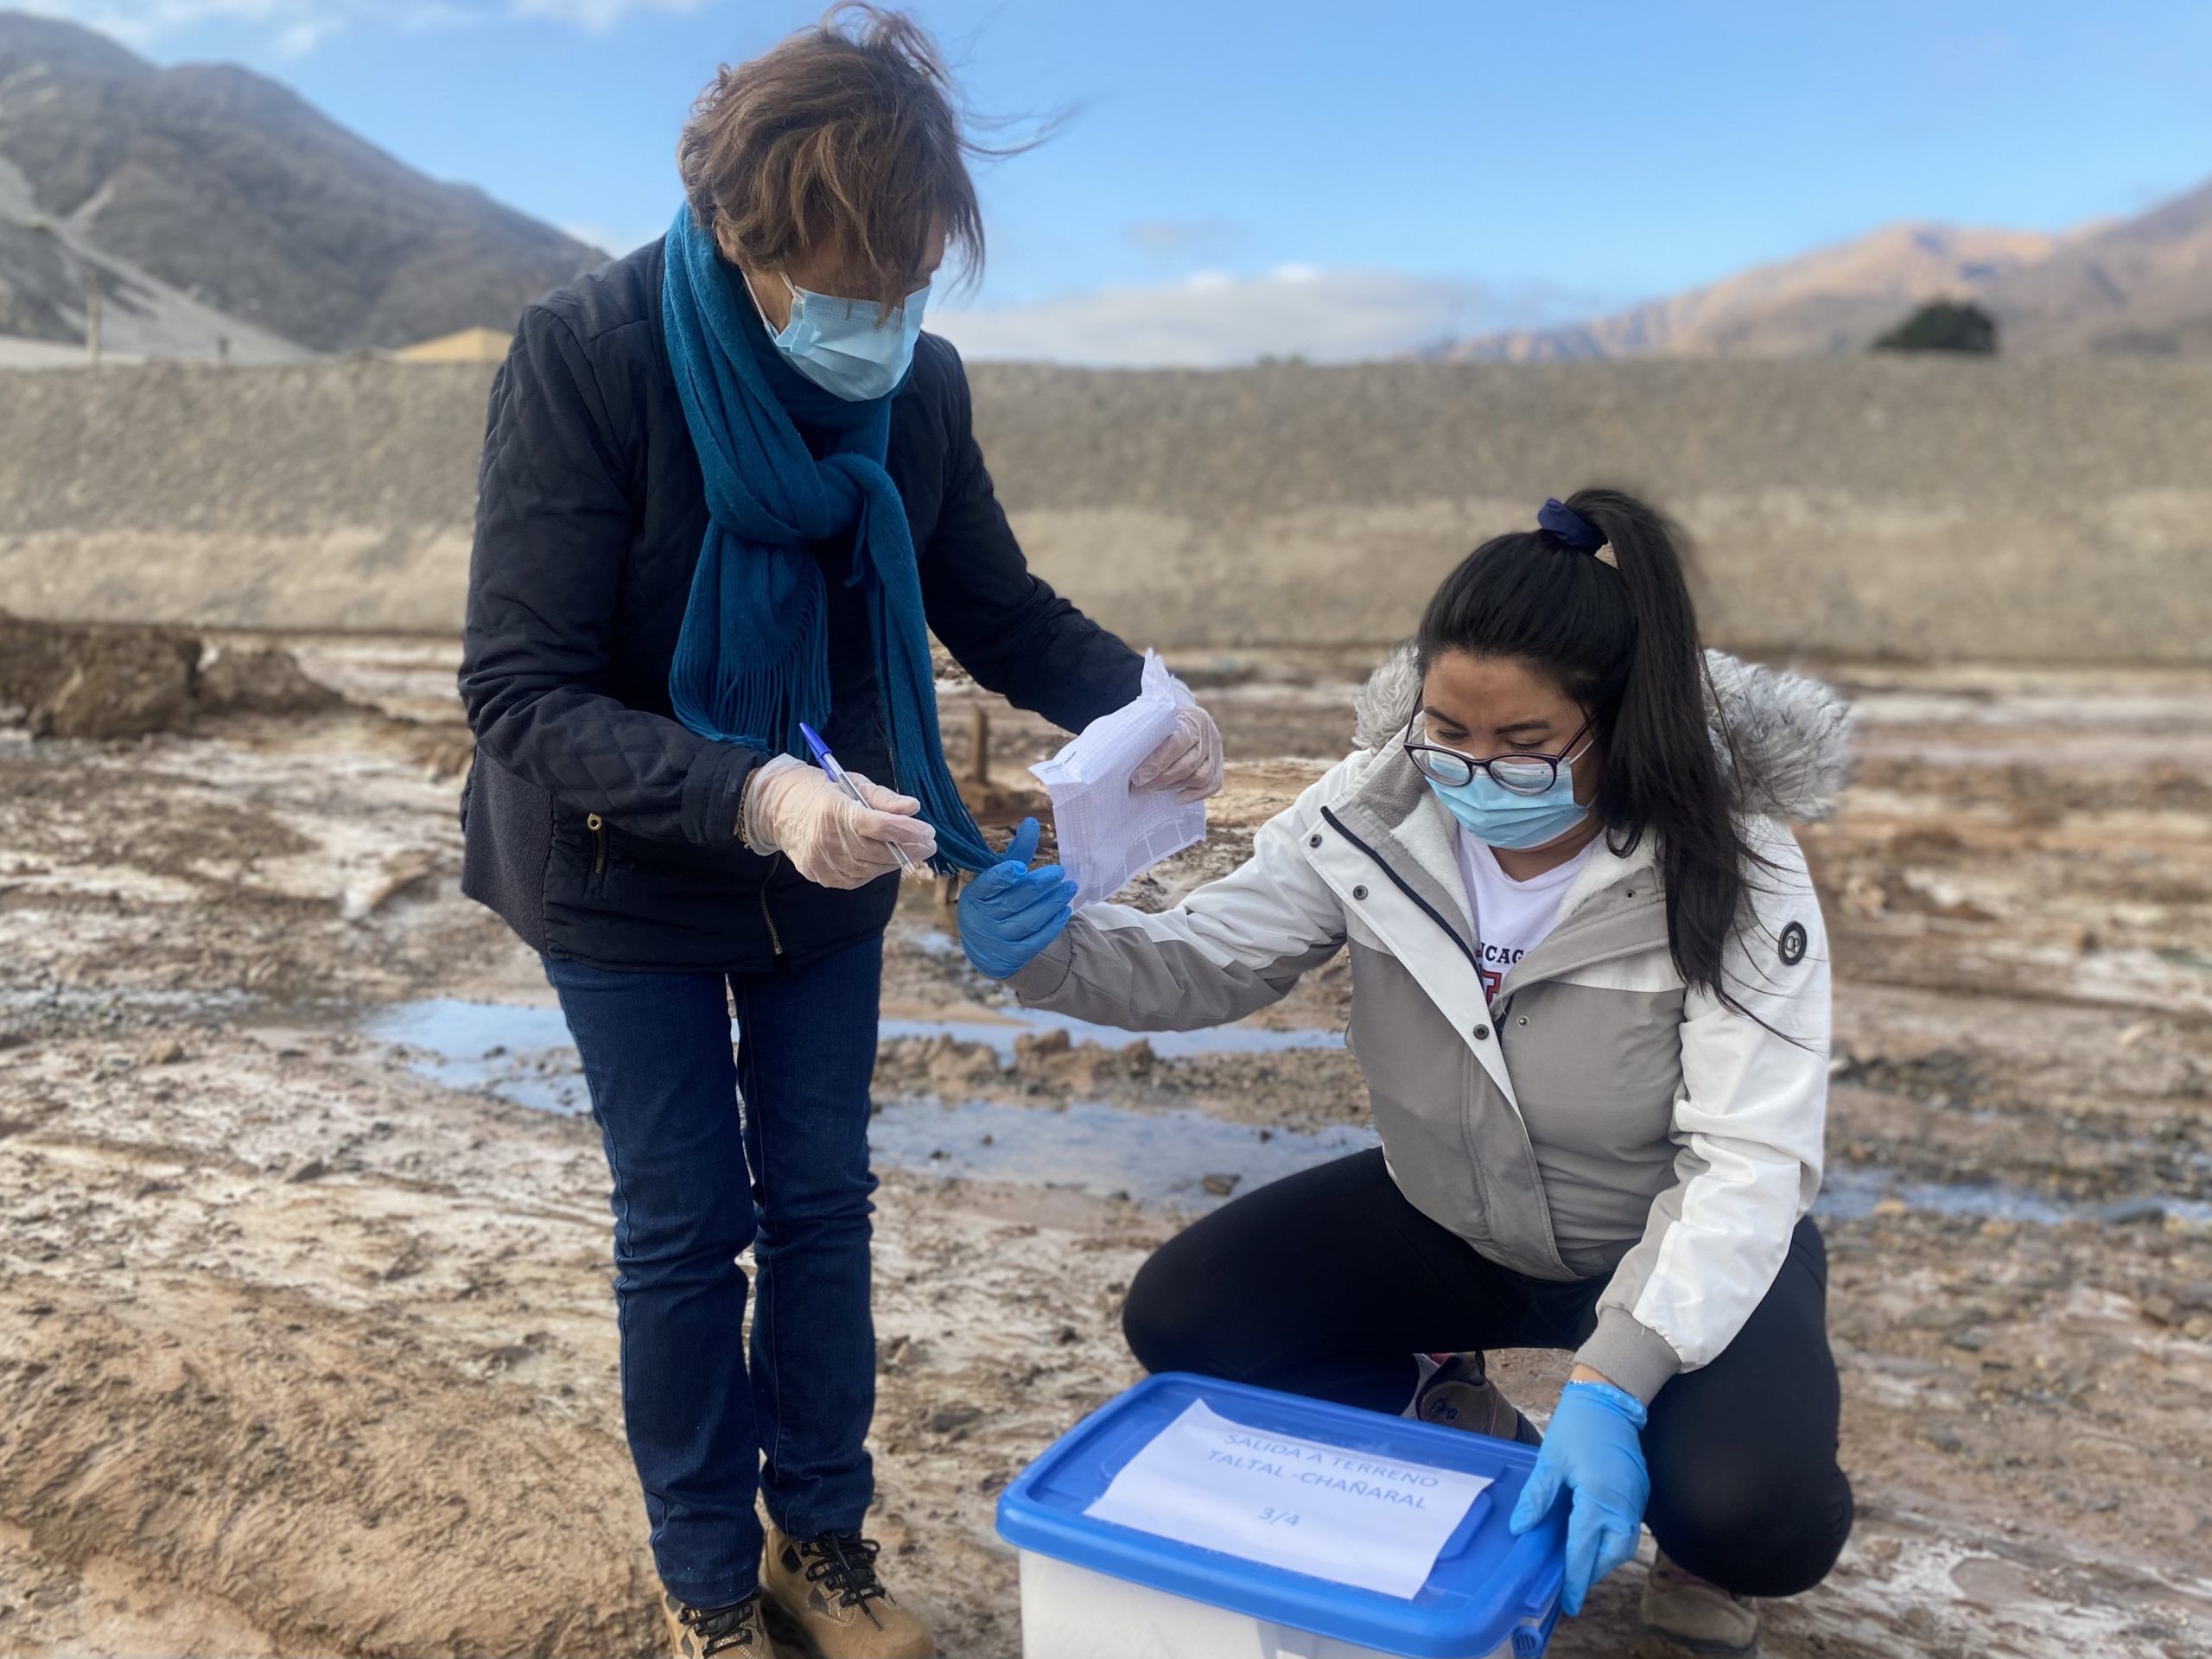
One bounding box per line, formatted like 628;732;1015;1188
4;355;2210;662
0;611;346;739
0;360;490;632
1;638;2209;1656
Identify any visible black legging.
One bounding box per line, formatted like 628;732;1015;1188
1122;1148;1853;1599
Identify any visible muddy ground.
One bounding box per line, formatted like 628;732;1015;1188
1;635;2208;1658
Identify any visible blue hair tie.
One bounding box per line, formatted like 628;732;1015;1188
1537;498;1605;555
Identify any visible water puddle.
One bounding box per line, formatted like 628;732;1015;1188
879;1007;1344;1061
872;1098;1378;1211
360;997;2206;1224
1815;1167;2212;1228
360;996;1367;1208
364;999;588;1115
365;996;1342;1082
367;997;573;1057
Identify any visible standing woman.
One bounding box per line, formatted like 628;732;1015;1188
458;10;1223;1657
957;491;1853;1656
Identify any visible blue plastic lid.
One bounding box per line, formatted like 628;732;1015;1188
996;1373;1565;1659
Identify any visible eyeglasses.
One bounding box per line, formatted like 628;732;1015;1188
1402;712;1595;797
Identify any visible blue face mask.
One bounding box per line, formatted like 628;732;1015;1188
759;273;929;402
1424;741;1594;849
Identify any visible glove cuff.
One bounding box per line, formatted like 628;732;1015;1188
741;754;806;854
1560;1377;1649;1430
1575;1307;1681;1406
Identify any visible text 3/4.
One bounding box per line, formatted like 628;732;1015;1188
1257;1509;1300;1527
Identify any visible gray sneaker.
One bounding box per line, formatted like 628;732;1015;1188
1412;1353;1542;1446
1637;1550;1758;1658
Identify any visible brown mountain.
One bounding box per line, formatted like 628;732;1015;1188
0;10;604;354
1440;175;2212;361
1980;175;2212;355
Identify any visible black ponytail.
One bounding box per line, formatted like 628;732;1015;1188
1414;487;1764;1008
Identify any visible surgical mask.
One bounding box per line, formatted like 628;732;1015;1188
756;271;929;402
1421;741;1595;849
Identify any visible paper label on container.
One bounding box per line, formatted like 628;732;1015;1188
1083;1399;1491;1600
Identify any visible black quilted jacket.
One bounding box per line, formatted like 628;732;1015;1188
458;240;1141;973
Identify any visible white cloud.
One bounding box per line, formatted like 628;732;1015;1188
560;221;665;258
270;12;340;54
23;0;706;53
930;265;1602;369
1126;217;1236;257
560;223;620;257
22;0;308;49
509;0;704;28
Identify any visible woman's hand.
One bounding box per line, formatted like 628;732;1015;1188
957;817;1076;979
742;754;938;888
1510;1374;1650;1617
1131;704;1224;802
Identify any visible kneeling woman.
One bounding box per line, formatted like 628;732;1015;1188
957;491;1853;1652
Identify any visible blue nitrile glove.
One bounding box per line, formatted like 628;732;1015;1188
957;817;1077;979
1510;1379;1650;1617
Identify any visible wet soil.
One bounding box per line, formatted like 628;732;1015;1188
1;638;2208;1657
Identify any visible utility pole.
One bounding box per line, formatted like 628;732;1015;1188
27;219;100;366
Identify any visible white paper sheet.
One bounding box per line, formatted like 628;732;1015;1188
1083;1399;1491;1600
1030;650;1207;908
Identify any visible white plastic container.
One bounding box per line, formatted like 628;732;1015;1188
997;1374;1565;1659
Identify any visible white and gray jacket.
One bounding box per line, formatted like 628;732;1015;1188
1008;650;1853;1403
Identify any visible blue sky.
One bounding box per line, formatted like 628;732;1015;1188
28;0;2212;363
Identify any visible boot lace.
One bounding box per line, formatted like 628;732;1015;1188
678;1598;760;1656
803;1530;891;1629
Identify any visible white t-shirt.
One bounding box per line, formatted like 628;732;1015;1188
1452;831;1597;1003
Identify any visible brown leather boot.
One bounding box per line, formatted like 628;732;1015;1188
760;1523;934;1658
1414;1352;1543;1445
663;1592;779;1659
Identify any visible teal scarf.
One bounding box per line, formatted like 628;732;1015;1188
660;205;991;871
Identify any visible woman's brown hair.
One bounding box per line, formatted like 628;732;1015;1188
678;3;987;303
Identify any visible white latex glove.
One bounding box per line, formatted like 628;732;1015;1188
741;754;938;888
1129;703;1224;802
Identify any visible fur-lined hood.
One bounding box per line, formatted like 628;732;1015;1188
1351;645;1854;822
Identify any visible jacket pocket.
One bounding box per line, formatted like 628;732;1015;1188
1464;1100;1573;1282
1346;943;1491;1242
584;813;610;894
543;805;613;912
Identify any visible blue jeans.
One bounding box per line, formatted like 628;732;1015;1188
545;937;883;1607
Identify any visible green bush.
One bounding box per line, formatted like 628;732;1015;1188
1872;300;1999;354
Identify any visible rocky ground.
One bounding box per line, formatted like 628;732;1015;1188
1;632;2209;1658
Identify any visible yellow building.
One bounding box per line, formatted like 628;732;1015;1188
392;326;512;364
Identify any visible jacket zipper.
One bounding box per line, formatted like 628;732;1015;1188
585;813;607;878
1318;807;1479;975
759;852;786;957
1320;804;1571;1277
1320;807;1665;995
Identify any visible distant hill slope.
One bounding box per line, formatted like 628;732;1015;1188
1446;224;2061;362
1440;175;2212;361
1980;176;2212;356
0;10;605;354
4;354;2209;666
0;152;311;365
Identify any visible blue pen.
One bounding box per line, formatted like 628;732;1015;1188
798;721;918;873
